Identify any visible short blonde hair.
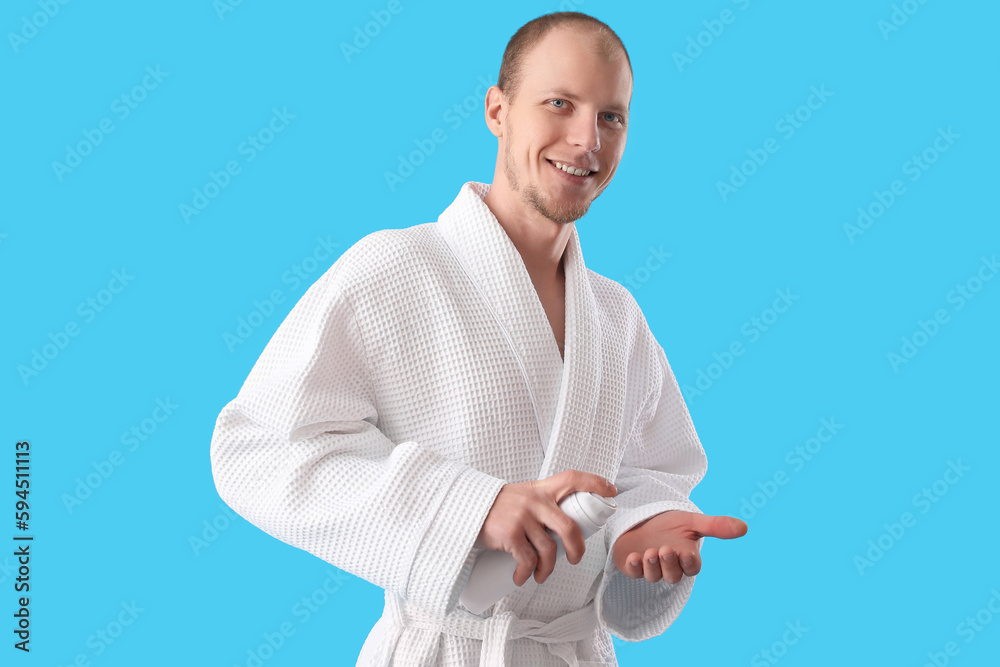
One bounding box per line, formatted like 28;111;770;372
496;12;632;104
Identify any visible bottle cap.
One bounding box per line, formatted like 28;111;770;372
566;492;617;529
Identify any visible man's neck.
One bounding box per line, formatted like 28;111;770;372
483;182;573;283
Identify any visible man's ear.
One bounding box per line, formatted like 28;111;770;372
484;85;505;139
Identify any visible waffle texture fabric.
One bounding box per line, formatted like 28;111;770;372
210;181;709;666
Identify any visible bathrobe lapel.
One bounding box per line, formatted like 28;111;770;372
434;182;603;480
541;211;604;479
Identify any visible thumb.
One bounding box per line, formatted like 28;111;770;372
689;513;748;540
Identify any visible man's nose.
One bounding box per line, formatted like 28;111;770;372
567;113;600;153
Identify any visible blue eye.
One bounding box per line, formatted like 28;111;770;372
603;112;621;123
551;99;566;108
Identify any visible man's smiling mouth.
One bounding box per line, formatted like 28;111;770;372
547;159;596;177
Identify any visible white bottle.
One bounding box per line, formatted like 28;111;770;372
460;491;617;615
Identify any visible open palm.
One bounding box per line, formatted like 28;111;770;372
612;510;748;583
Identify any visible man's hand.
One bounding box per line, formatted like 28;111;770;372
612;510;747;583
475;469;617;587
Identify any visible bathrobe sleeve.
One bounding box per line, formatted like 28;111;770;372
595;339;709;641
209;266;506;617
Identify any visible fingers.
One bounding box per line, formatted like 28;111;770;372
623;548;699;583
486;471;622;587
509;540;538;587
532;470;617;566
537;501;586;564
660;546;697;583
643;547;698;583
546;469;617;502
677;547;701;578
641;548;663;582
622;552;643;578
525;524;559;584
688;513;749;540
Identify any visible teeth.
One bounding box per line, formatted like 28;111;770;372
554;161;591;177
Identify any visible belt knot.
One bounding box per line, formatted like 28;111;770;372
385;593;598;666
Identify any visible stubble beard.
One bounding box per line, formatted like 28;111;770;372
501;123;600;225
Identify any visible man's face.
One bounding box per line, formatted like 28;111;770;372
498;27;632;225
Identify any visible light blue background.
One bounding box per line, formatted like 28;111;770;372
3;0;998;665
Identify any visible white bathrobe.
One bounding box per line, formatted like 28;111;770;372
210;181;709;666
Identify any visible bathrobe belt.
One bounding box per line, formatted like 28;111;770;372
384;592;601;666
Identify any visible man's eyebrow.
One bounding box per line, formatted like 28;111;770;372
540;89;629;115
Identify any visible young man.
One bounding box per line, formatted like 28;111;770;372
210;11;747;666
